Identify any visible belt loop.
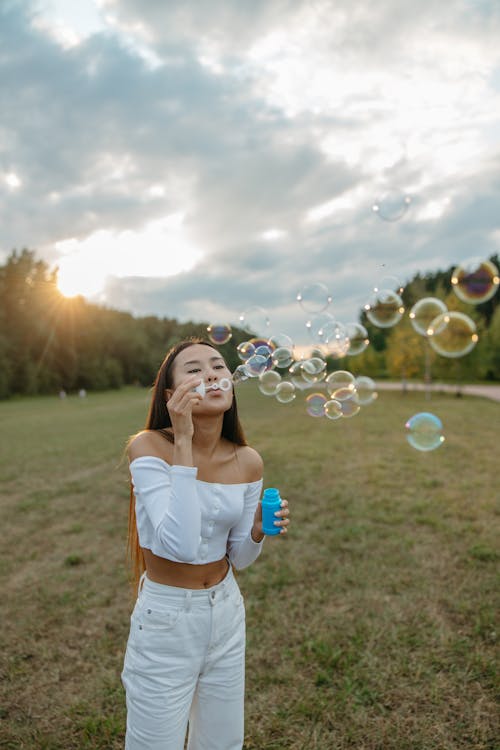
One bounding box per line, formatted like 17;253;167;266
185;590;192;612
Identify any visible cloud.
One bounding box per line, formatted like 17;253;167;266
0;0;499;346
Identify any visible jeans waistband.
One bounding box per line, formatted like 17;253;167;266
138;563;237;609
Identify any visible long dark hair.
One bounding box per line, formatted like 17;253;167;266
127;338;247;587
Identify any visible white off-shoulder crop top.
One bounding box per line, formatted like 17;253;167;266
129;456;265;570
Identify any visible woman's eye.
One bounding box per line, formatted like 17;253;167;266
215;364;225;370
188;368;201;374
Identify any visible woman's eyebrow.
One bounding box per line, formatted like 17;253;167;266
182;357;225;366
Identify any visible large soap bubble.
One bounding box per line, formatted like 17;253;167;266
296;282;332;314
244;354;269;377
451;259;499;304
325;370;356;397
409;297;448;337
325;321;350;358
289;360;312;390
335;389;361;418
236;341;255;361
406;412;445;451
206;324;232;345
354;376;377;405
268;333;294;350
305;392;327;417
306;312;337;346
372;191;412;222
324;399;343;420
239;306;270;336
275;381;296;403
364;289;405;328
271;346;294;369
232;364;250;384
301;357;327;384
427;311;478;358
258;370;282;396
373;274;405;296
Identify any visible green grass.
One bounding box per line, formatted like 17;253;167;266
0;384;498;749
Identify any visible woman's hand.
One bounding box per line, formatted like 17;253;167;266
166;376;203;441
251;497;290;542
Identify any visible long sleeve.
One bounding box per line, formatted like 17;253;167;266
227;478;264;570
129;456;201;562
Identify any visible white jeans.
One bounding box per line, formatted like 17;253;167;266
121;565;246;750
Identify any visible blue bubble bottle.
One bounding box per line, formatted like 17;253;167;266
261;487;282;536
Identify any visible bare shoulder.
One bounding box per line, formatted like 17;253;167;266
236;445;264;482
127;429;174;463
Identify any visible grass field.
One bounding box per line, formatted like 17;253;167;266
0;383;498;749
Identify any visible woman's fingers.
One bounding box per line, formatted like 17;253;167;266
167;377;203;415
275;498;290;535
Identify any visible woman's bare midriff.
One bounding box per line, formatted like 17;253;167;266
143;548;230;589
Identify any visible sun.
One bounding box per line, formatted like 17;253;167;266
57;255;106;298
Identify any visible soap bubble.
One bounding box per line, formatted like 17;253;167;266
364;289;404;328
406;412;445;451
345;322;369;356
232;365;250;384
373;274;405;295
275;381;296;403
254;344;273;358
236;341;255;361
324;399;343;420
206;324;232;345
259;370;282;396
335;389;360;418
268;333;294;350
272;346;294;369
239;306;270;336
451;259;500;304
372;191;411;222
253;344;273;367
288;360;312;390
326;321;350;358
301;357;327;384
244;354;269;377
306;312;337;345
325;370;356;397
427;311;478;358
217;377;233;391
354;376;377;405
297;282;332;314
409;297;448;337
305;392;327;417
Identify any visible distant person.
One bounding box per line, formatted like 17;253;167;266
78;388;87;398
121;338;290;749
58;389;66;399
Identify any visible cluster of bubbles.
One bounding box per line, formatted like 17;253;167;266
205;252;499;451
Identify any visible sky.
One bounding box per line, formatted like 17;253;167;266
1;0;500;346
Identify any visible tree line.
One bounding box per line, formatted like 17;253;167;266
0;249;248;399
348;253;500;385
0;249;498;399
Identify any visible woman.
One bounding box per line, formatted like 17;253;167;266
122;338;290;750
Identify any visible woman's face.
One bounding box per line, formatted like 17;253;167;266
168;344;233;410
